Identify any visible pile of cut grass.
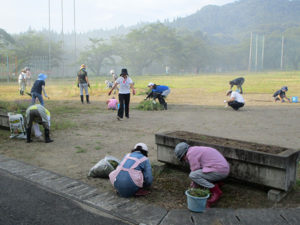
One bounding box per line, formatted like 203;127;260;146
136;100;164;111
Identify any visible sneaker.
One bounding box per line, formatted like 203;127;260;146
117;116;122;121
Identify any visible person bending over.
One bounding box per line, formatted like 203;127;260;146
145;83;170;110
26;104;53;143
273;86;290;103
229;77;245;94
109;143;153;197
174;142;230;207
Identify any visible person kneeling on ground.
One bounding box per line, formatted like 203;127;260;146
225;90;245;110
174;142;230;207
106;96;118;110
109;143;153;197
273;86;290;103
26;104;53;143
145;83;170;110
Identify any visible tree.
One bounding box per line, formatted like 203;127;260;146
79;38;115;75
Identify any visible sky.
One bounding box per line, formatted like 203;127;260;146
0;0;236;34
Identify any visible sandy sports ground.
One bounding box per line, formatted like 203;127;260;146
0;75;300;209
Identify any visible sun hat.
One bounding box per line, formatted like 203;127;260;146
37;73;47;81
80;64;86;69
174;142;190;160
134;143;148;152
148;82;155;87
120;68;128;76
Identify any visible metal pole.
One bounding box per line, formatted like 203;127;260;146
74;0;77;62
6;54;9;82
255;34;258;72
48;0;51;74
248;32;253;72
261;35;265;71
281;35;284;70
61;0;64;77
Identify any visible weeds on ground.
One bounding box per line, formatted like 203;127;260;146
75;146;86;153
0;100;30;114
136;100;164;111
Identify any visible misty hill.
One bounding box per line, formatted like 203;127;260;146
169;0;300;41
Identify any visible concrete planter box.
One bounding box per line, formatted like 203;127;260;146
155;131;300;193
0;109;10;129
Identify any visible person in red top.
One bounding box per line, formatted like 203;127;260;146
174;142;230;207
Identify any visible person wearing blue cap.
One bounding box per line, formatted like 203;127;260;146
273;86;290;102
30;73;49;106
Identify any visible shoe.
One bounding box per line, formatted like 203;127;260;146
44;128;54;143
135;188;150;196
206;183;223;208
26;128;32;143
86;95;90;104
80;95;84;104
117;116;122;121
125;116;129;119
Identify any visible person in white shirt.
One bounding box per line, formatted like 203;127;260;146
226;90;245;110
18;69;27;95
108;68;135;120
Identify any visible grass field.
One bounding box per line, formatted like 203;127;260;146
1;71;300;104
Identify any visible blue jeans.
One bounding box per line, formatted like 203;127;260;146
31;92;44;106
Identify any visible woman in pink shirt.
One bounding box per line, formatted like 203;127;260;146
174;142;230;207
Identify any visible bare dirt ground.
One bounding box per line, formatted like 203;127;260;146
0;93;300;209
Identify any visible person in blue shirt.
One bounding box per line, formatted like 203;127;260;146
273;86;290;102
145;83;170;110
109;143;153;197
30;73;49;106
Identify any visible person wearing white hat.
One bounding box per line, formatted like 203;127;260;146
145;83;170;110
109;143;153;197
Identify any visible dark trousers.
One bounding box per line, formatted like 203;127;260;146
118;93;130;118
228;101;244;110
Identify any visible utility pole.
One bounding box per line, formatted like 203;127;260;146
61;0;64;77
48;0;51;74
261;35;265;71
281;35;284;70
255;34;258;72
248;32;253;72
74;0;77;62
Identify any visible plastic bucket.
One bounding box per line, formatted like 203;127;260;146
291;96;298;103
185;190;210;213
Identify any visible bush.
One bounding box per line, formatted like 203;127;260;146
136;100;164;111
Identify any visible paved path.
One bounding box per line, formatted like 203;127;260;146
0;154;299;225
0;170;131;225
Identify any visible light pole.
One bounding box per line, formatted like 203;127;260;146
48;0;51;74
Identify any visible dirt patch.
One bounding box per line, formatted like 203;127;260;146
0;100;299;210
166;131;288;154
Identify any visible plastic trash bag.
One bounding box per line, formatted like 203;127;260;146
88;155;120;178
8;113;26;139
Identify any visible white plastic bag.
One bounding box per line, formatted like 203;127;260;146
8;113;26;139
88;155;120;178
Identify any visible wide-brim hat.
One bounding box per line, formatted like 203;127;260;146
134;143;148;152
120;68;128;76
37;73;47;81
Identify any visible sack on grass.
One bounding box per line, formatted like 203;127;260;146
88;155;120;178
8;113;26;139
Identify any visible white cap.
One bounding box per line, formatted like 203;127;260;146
134;143;148;152
148;82;154;87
